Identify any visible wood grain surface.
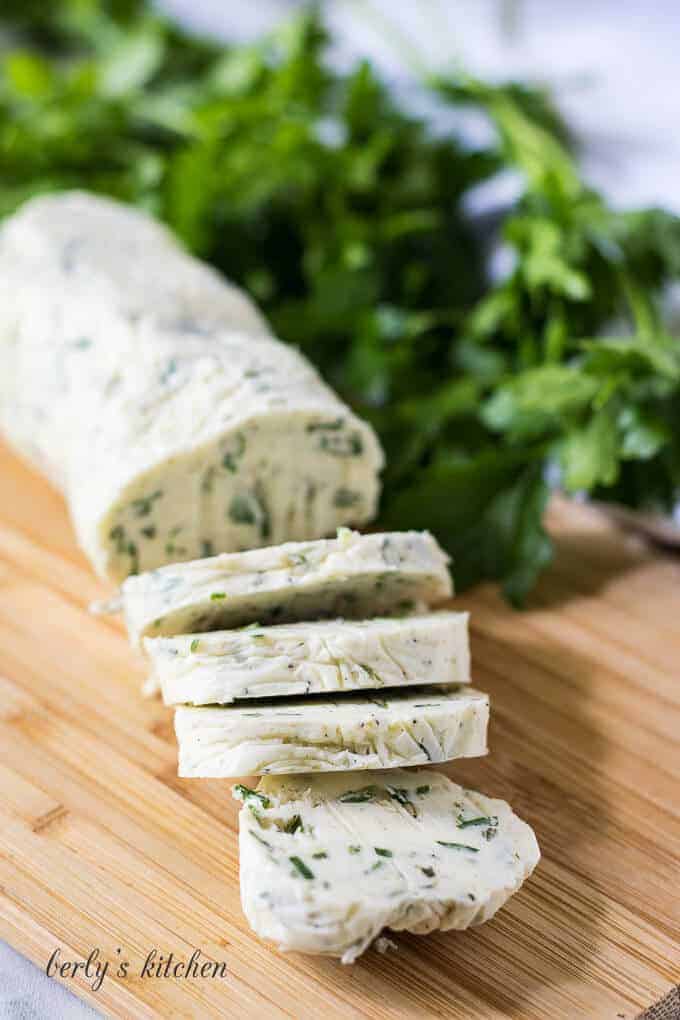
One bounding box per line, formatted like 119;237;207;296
0;439;678;1019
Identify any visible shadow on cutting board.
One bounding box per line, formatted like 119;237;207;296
157;502;660;1017
344;550;615;1017
528;498;660;610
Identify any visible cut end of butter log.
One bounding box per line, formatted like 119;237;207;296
0;192;383;581
147;610;470;706
123;528;452;645
175;686;488;777
235;769;540;963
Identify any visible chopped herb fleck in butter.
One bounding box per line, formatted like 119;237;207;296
249;830;272;849
306;419;344;433
228;489;270;539
290;856;314;879
436;841;479;852
338;786;378;804
201;467;216;494
222;433;246;473
235;784;271;809
319;432;363;456
131;490;163;517
457;815;498;830
333;488;360;508
386;786;417;817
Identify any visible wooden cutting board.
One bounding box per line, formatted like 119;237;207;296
0;439;678;1020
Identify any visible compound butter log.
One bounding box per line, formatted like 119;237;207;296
0;192;383;581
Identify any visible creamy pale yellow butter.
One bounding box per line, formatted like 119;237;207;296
236;768;540;962
123;528;452;645
0;192;382;581
174;686;487;777
146;611;469;705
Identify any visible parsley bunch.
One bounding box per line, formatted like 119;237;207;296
2;1;679;601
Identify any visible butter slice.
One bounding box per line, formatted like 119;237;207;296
174;686;488;777
236;768;540;962
123;529;452;645
147;611;469;706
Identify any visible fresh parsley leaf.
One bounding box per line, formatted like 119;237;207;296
4;4;680;603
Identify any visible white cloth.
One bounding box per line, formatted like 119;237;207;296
0;942;99;1020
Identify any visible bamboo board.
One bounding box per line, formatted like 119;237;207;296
0;438;678;1019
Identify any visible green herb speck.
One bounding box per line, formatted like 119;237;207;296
338;786;378;804
222;432;246;473
306;419;344;432
436;841;479;852
386;786;417;817
228;488;270;539
333;487;360;508
201;467;216;494
249;830;272;849
417;741;432;761
457;815;498;830
130;490;162;517
234;784;271;808
290;856;314;879
319;432;363;457
159;359;177;384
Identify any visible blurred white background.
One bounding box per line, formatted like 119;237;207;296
164;0;680;212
